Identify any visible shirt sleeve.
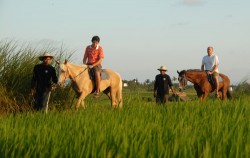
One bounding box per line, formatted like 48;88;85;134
51;67;58;84
214;55;219;65
83;46;89;59
99;46;104;59
154;76;158;91
168;75;173;87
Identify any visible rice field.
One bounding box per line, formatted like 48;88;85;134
1;92;250;158
1;40;250;157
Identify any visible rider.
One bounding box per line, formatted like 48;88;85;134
83;36;104;98
201;46;220;97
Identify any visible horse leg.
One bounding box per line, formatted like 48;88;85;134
110;89;118;108
76;92;88;110
116;89;123;108
202;92;209;102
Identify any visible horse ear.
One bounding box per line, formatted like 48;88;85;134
64;59;68;64
177;70;180;74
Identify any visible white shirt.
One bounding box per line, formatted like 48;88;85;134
202;54;219;73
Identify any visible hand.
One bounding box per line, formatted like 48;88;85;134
208;71;213;75
154;91;157;98
88;65;94;69
52;85;57;91
30;89;35;96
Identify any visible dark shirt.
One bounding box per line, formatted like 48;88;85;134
154;74;173;95
31;63;58;92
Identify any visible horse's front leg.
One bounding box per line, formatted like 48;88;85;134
202;92;209;102
76;91;89;110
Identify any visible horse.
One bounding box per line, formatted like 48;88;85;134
58;60;123;109
177;69;232;102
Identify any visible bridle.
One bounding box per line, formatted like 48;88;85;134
178;71;187;90
59;65;88;86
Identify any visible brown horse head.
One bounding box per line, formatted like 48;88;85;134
177;70;187;91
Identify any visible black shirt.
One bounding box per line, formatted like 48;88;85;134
154;74;173;95
31;63;58;92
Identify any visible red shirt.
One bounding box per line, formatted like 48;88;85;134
84;45;104;64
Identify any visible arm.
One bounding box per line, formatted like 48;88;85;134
168;76;176;95
153;77;158;97
30;66;37;96
52;67;58;84
201;64;205;71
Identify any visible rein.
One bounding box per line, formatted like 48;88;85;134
72;67;88;79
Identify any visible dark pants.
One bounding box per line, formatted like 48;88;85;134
156;94;169;104
34;89;51;111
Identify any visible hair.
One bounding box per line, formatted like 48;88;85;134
207;46;213;50
91;36;100;42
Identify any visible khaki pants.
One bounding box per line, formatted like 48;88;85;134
156;94;169;104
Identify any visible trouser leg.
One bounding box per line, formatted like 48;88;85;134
34;90;50;111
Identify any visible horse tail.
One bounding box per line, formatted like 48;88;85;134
117;75;123;108
227;89;233;100
220;73;232;100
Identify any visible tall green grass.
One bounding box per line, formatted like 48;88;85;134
0;95;249;157
0;40;74;114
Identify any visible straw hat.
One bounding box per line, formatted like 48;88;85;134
39;52;54;61
157;66;167;71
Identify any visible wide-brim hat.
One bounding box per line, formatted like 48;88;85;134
39;52;54;61
157;66;167;71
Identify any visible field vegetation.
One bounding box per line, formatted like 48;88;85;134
0;41;250;157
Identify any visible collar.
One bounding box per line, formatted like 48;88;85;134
90;44;99;50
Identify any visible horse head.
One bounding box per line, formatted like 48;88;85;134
58;60;70;87
177;70;187;91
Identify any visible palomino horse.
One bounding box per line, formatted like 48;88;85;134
58;60;122;109
177;69;232;101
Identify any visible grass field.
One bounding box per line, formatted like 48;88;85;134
1;41;250;157
1;89;250;158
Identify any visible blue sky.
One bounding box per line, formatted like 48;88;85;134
1;0;249;84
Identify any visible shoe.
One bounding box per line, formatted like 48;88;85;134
94;93;100;99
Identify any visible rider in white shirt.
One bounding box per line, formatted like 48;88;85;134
201;46;220;97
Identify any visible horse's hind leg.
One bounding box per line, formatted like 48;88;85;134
110;89;118;108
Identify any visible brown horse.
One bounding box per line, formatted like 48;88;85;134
58;60;123;109
177;69;232;101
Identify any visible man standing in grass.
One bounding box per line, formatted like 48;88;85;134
30;52;58;111
154;66;176;104
83;36;104;98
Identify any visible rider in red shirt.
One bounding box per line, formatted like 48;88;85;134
83;36;104;98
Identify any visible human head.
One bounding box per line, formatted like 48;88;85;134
207;46;213;56
157;66;167;74
39;52;53;65
91;36;100;48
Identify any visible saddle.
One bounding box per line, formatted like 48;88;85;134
88;69;110;81
205;71;222;91
206;73;216;90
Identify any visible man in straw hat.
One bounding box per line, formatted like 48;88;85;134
154;66;176;104
30;52;58;111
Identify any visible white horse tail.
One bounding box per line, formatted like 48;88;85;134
117;74;123;108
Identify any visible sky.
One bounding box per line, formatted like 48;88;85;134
1;0;250;84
